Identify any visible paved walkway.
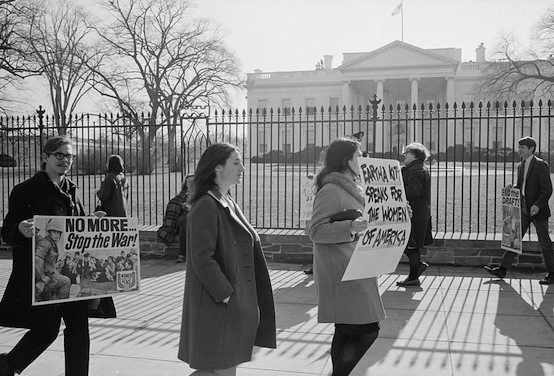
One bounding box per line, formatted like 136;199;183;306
1;257;553;376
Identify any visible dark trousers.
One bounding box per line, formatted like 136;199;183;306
6;301;89;376
501;212;554;272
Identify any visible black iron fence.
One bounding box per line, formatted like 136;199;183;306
1;98;553;235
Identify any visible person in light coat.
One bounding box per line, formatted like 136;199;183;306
307;137;386;376
178;143;276;376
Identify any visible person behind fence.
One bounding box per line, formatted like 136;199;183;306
396;142;433;287
34;218;71;302
157;174;194;263
0;135;116;376
484;136;554;285
96;154;129;217
178;143;276;376
307;137;385;376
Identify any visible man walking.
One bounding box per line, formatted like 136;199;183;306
485;136;554;285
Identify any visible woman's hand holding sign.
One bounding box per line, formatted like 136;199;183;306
350;217;368;236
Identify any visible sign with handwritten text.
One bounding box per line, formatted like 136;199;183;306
342;158;412;281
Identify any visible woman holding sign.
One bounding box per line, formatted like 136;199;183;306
178;143;276;375
307;137;385;376
396;142;432;287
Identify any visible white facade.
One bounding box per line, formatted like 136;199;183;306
245;41;547;155
246;41;487;114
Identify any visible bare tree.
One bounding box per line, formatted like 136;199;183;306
18;0;98;133
86;0;243;172
0;0;30;113
481;8;554;101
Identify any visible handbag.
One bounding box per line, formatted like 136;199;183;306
329;209;362;223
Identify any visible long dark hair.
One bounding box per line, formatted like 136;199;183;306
191;143;239;203
315;137;360;191
107;154;125;174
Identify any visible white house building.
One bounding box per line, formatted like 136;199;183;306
245;41;548;155
246;40;487;117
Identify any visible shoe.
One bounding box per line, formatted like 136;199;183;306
415;262;429;279
304;267;313;275
539;272;554;285
175;255;186;263
0;354;15;376
396;278;421;287
484;265;507;279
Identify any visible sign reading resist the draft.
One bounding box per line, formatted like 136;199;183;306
501;187;522;254
32;215;140;306
342;158;412;281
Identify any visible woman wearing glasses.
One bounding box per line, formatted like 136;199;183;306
96;154;129;217
0;136;116;376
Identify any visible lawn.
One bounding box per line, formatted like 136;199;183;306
2;161;554;235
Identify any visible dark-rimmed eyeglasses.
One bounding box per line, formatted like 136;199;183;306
48;152;76;161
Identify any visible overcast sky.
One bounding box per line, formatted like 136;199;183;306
8;0;553;113
194;0;552;72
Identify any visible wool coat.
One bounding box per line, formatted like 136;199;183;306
97;172;129;217
516;155;552;219
307;172;386;324
0;171;116;329
401;159;432;248
178;189;276;370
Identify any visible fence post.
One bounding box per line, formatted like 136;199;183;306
36;105;45;152
369;94;381;156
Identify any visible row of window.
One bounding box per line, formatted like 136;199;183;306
258;98;340;114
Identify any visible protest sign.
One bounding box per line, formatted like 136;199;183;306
32;215;140;306
300;174;316;222
501;187;522;254
342;157;412;281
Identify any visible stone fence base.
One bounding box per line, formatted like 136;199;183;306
138;229;548;270
0;227;549;270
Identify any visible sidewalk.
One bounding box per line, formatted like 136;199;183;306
1;257;553;376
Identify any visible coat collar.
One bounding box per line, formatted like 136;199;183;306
403;159;425;171
321;172;365;206
207;189;253;237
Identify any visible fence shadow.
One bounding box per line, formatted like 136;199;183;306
487;280;554;376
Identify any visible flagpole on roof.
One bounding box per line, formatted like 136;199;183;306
401;0;404;41
391;0;404;41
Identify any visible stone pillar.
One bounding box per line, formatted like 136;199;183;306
410;78;420;141
374;80;385;154
376;80;384;103
342;82;352;110
410;78;419;109
446;77;455;106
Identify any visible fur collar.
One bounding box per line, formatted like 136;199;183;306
321;172;365;205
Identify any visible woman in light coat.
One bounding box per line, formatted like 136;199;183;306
178;143;276;376
307;137;386;376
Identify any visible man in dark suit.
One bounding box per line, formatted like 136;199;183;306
485;136;554;285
